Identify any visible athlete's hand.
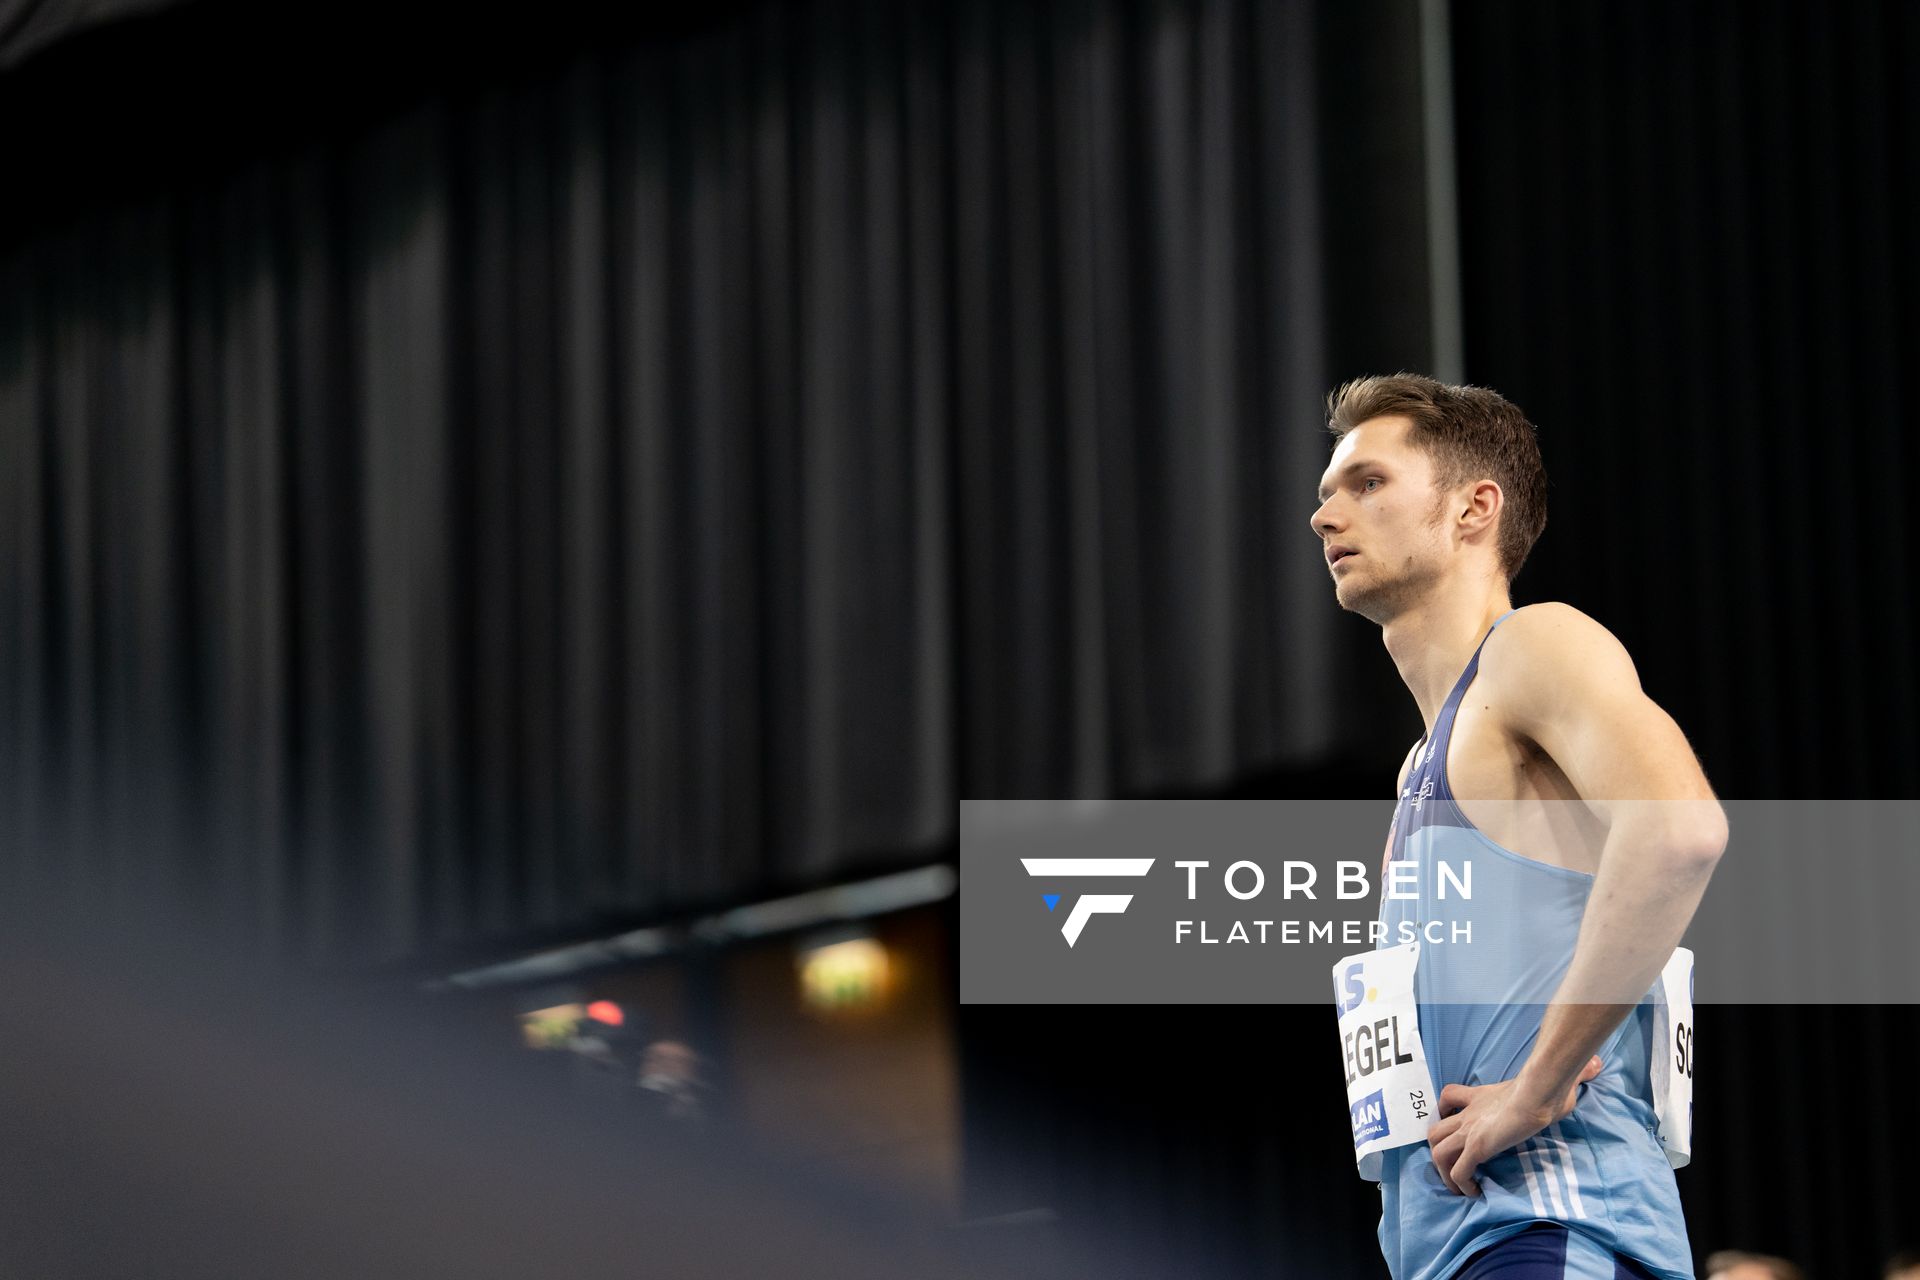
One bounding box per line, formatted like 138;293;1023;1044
1425;1055;1602;1197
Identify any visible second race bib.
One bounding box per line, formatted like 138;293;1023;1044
1650;946;1694;1169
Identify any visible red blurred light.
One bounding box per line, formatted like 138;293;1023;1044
585;1000;624;1027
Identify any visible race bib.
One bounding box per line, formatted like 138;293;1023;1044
1650;947;1694;1168
1333;940;1438;1181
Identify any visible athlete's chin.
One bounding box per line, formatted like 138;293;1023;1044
1334;576;1401;625
1332;572;1368;605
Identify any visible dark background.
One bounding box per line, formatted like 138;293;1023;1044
2;0;1914;1275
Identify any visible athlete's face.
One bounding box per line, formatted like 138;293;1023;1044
1310;416;1455;623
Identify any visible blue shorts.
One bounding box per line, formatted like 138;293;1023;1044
1451;1224;1664;1280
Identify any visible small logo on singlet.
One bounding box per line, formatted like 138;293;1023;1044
1407;777;1434;813
1351;1089;1389;1146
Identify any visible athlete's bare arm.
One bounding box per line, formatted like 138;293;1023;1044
1423;603;1728;1196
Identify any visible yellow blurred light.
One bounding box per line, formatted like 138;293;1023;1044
798;937;891;1011
519;1002;585;1049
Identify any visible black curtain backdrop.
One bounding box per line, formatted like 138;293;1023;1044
0;0;168;71
0;0;1420;964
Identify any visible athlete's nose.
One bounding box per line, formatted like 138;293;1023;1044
1311;494;1345;538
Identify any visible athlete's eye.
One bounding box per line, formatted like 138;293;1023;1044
1362;478;1382;493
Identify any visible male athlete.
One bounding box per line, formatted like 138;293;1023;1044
1311;375;1727;1280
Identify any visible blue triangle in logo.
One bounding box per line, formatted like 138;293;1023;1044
1042;893;1061;912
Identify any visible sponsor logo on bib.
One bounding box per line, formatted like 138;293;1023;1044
1351;1089;1389;1146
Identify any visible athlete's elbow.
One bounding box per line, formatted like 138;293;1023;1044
1619;798;1727;870
1665;802;1728;870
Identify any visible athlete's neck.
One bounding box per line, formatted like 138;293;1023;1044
1380;585;1514;736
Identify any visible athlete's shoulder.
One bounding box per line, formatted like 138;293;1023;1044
1479;603;1644;716
1485;602;1636;669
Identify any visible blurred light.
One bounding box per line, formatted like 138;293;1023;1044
798;936;890;1012
518;1002;584;1049
585;1000;624;1027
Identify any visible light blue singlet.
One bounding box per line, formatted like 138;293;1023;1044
1374;610;1694;1280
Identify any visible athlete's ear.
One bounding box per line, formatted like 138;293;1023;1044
1455;479;1503;540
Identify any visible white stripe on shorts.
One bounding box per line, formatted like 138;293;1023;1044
1546;1124;1587;1220
1520;1143;1551;1220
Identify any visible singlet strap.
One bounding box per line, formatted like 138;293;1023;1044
1450;610;1517;698
1411;610;1520;758
1418;608;1523;799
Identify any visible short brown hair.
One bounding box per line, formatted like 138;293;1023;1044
1703;1250;1806;1280
1326;373;1548;582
